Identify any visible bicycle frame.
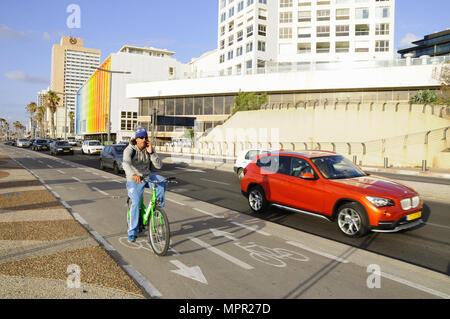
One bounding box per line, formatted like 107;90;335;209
127;182;163;233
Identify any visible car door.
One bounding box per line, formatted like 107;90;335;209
102;146;111;168
283;156;329;214
258;155;292;205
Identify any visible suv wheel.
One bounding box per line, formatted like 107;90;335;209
248;185;268;213
336;202;369;237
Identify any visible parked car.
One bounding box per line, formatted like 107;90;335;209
32;139;49;151
67;137;77;146
81;140;104;155
240;151;423;237
49;140;74;155
16;138;31;148
99;144;127;174
234;149;277;180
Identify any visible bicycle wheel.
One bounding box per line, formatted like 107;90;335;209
126;198;131;230
148;207;170;256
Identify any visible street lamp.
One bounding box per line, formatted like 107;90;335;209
91;66;131;144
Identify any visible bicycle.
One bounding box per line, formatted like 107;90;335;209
126;176;177;256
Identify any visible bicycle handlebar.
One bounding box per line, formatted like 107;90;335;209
141;176;177;184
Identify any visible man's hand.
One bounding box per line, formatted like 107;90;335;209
132;174;142;184
146;142;153;154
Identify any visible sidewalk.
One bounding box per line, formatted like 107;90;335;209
0;153;145;299
160;151;450;180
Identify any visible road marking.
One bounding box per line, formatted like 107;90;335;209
380;272;450;299
189;236;254;270
170;260;208;284
286;241;349;264
200;178;230;186
123;265;162;297
72;177;82;182
166;198;186;206
210;228;237;241
424;222;450;230
231;222;271;236
57;170;66;174
47;164;53;168
92;187;109;196
175;167;206;173
193;208;221;218
38;160;44;164
89;231;115;251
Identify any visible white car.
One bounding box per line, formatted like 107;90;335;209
234;149;274;180
81;140;104;155
67;137;77;146
16;138;31;148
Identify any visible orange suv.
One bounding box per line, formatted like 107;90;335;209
240;151;423;237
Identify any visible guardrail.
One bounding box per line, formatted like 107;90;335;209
155;127;450;169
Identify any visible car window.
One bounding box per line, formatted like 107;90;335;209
312;156;366;179
113;145;126;154
89;141;101;146
56;141;69;146
245;150;260;160
291;157;315;177
104;146;110;153
277;156;291;175
256;155;279;173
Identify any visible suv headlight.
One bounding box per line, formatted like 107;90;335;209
366;196;395;207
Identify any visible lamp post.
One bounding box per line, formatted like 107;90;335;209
91;67;131;144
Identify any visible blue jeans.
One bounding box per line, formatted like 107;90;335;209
126;174;167;237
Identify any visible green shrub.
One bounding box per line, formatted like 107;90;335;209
410;90;438;104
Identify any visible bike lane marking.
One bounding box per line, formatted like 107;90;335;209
91;187;109;196
188;236;254;270
286;241;349;264
231;221;271;236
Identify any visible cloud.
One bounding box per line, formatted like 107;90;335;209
4;71;49;84
0;24;25;39
399;33;421;49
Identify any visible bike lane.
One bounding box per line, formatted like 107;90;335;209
6;146;450;299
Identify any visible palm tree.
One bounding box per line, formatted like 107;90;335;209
13;121;22;137
44;90;61;138
35;106;46;138
26;102;38;138
0;118;6;140
68;111;75;135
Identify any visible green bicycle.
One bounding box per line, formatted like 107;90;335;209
126;176;177;256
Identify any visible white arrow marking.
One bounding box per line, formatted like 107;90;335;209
170;260;208;284
210;228;237;241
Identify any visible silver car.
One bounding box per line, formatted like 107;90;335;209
99;144;127;174
16;138;31;148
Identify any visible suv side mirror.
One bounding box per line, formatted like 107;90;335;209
300;172;316;180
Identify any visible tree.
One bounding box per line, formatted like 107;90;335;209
26;102;38;138
68;111;75;135
438;61;450;103
410;90;438;104
44;90;61;138
231;90;268;115
0;118;7;140
35;106;46;137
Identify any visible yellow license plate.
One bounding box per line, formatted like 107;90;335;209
407;211;421;221
64;150;70;152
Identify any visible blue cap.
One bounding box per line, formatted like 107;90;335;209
135;127;148;139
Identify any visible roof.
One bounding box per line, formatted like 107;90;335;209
259;150;338;159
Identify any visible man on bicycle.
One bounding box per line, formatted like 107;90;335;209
122;127;167;242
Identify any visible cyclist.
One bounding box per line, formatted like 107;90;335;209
122;127;167;242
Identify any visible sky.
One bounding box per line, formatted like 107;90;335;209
0;0;449;127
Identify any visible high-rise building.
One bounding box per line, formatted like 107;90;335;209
217;0;395;75
50;37;101;137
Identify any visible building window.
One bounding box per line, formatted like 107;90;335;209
220;40;225;50
258;8;267;20
259;0;267;3
219;54;225;63
316;26;330;37
375;23;390;35
236;64;242;75
298;1;311;6
375;40;389;52
247;25;253;37
317;10;330;21
298;11;311;22
316;42;330;53
247;0;254;6
258;24;266;36
258;41;266;52
246;41;253;52
238;1;244;11
355;41;369;52
279;27;292;39
336;25;349;36
355;24;370;36
220;12;226;22
246;60;253;70
336;8;350;20
280;12;292;23
336;41;350;53
228;35;234;46
236;46;243;56
237;30;243;42
220;26;225;36
297;43;311;54
228;50;234;60
298;27;311;38
355;8;369;19
376;7;390;18
229;21;234;32
280;0;293;7
229;7;235;18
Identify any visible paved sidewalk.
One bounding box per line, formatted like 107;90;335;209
0;153;145;299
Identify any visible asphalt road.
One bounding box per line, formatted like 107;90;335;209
23;147;450;276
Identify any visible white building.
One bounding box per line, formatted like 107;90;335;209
216;0;395;75
75;45;188;142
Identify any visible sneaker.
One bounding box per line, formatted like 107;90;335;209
127;235;136;243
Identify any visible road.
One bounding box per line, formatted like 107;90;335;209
2;145;449;299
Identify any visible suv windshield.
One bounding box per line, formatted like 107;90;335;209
113;145;126;154
56;141;69;146
36;140;46;144
88;141;101;146
311;155;366;180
